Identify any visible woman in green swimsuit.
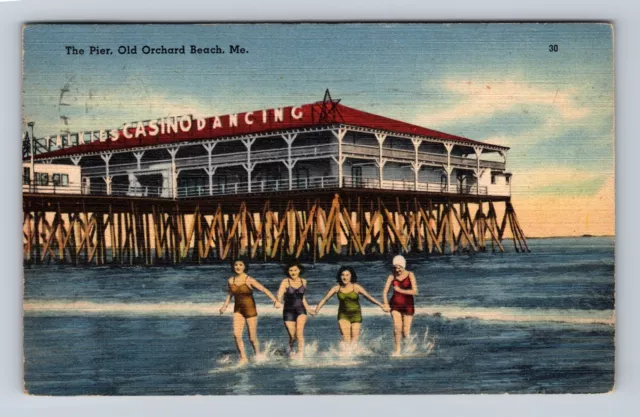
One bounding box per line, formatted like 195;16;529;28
315;266;389;344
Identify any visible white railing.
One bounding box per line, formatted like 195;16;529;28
25;174;508;198
23;184;87;195
78;142;505;177
341;143;504;170
80;143;339;177
177;176;341;198
342;176;491;195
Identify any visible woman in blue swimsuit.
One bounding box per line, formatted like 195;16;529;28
276;261;315;358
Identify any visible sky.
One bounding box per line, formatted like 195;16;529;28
22;23;614;237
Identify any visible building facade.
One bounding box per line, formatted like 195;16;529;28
25;95;511;200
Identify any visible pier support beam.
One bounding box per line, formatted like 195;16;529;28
22;192;529;265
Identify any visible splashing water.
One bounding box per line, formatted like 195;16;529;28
216;355;233;365
396;328;437;358
211;329;436;373
253;340;283;365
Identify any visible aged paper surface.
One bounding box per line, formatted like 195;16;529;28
22;23;614;395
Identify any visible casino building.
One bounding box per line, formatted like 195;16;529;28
26;92;511;200
22;91;527;264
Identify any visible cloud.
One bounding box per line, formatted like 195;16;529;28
414;76;592;129
479;120;562;149
509;167;613;196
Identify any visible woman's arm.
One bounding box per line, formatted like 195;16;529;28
315;286;339;313
276;279;288;304
302;279;316;316
219;281;233;314
249;277;282;307
382;275;394;307
391;272;418;295
355;284;389;311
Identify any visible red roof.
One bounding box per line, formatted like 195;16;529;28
33;101;507;159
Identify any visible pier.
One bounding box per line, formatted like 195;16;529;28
22;91;528;265
22;187;528;265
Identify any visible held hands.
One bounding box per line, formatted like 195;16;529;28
382;304;391;313
307;306;317;316
274;300;282;309
219;305;227;315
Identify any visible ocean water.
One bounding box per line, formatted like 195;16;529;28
23;237;615;395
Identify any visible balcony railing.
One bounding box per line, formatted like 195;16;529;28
24;173;509;199
342;143;505;170
78;143;505;178
342;176;490;195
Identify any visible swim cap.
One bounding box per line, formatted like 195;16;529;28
392;255;406;268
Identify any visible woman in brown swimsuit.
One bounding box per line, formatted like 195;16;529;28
219;259;281;365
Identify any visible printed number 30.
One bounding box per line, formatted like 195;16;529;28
549;44;559;52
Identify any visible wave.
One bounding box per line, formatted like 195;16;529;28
23;300;615;326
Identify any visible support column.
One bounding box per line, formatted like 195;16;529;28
375;159;387;189
203;143;217;196
241;137;257;193
411;162;423;191
282;134;298;190
412;138;423;191
332;128;347;187
204;167;217;196
167;147;180;199
70;156;82;166
444;143;454;193
103;176;113;196
375;133;387;187
133;151;145;171
100;153;112;195
473;146;483;195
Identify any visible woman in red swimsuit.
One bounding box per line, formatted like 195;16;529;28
382;255;419;356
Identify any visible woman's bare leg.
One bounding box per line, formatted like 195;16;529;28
351;322;361;345
295;315;307;357
246;316;260;356
402;314;413;339
338;319;352;344
391;310;403;356
232;313;248;364
284;321;297;353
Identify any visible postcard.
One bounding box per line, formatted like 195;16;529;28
22;23;614;395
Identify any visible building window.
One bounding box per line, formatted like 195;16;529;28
506;176;511;185
52;173;69;186
491;174;496;185
35;172;49;186
23;167;30;185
